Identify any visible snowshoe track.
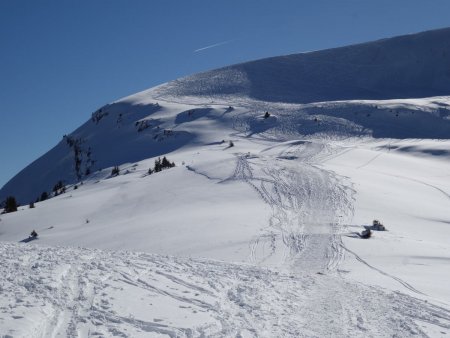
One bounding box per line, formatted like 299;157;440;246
1;242;449;337
230;142;354;272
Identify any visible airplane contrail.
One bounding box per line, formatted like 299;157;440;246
194;39;237;53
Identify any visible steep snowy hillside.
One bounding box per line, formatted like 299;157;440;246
2;27;450;204
1;28;450;337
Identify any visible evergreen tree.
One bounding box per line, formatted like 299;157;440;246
154;158;162;172
111;166;120;176
40;191;48;201
3;196;18;213
52;180;65;196
149;156;175;174
161;156;175;169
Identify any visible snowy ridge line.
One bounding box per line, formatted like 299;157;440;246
340;243;425;296
149;26;450;105
3;83;450;204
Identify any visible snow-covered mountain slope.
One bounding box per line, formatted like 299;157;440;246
152;27;450;103
1;28;450;337
1;132;450;337
2;27;450;205
1;96;450;205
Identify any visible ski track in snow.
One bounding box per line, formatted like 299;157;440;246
227;142;354;272
1;242;450;338
217;138;450;337
2;97;450;336
371;170;450;202
340;244;425;295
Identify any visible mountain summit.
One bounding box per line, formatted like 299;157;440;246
151;27;450;103
1;27;450;204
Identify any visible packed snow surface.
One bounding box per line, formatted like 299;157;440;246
1;28;450;337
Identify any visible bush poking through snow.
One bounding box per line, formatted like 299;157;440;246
111;166;120;177
161;156;175;169
148;156;175;175
29;202;35;209
52;181;66;196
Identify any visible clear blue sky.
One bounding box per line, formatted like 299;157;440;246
1;0;450;187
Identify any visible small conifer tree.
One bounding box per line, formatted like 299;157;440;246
154;158;162;172
161;156;175;169
40;192;48;201
111;166;120;176
148;156;176;175
52;180;66;196
3;196;18;213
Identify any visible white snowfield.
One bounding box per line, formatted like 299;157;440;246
1;241;449;338
1;28;450;337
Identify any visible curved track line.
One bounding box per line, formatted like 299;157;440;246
356;152;383;169
340;244;425;296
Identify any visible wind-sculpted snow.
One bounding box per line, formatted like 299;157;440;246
153;28;450;104
1;242;449;338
